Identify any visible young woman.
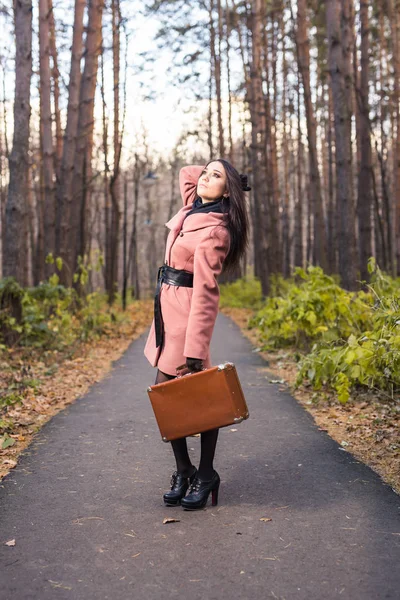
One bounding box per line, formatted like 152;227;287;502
144;159;250;510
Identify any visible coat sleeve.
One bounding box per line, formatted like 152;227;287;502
183;227;230;360
179;165;205;206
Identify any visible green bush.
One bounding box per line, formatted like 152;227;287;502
249;266;373;350
220;277;263;309
296;266;400;403
225;261;400;404
0;274;130;350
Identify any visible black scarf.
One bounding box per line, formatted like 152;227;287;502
184;196;226;220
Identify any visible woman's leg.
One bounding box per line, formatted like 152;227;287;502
198;428;219;480
155;369;195;476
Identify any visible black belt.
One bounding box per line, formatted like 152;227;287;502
154;265;194;348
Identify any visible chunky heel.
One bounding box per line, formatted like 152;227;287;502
211;484;219;506
180;471;221;510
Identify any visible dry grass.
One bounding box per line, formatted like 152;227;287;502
222;306;400;495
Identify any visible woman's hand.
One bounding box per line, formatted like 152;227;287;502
186;357;204;372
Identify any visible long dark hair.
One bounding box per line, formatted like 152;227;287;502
205;158;249;273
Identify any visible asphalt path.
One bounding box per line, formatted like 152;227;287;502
0;314;399;600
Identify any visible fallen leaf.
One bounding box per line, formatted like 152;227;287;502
260;517;272;522
132;553;141;558
1;436;16;449
5;539;16;546
163;518;180;524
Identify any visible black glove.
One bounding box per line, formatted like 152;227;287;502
186;357;204;372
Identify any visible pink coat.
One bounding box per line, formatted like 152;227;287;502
144;165;230;376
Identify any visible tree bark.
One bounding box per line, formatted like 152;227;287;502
208;0;215;160
296;0;328;271
48;0;62;181
3;0;32;284
39;0;56;275
294;68;304;269
356;0;372;281
70;0;104;281
249;0;271;295
108;0;121;304
216;0;225;157
387;0;400;274
326;0;357;289
56;0;85;284
225;5;234;162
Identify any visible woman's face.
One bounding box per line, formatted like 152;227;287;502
196;161;228;203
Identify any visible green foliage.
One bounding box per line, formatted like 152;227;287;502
229;263;400;404
220;277;263;309
296;288;400;403
0;255;132;350
249;266;372;350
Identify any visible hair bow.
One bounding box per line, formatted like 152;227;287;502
240;174;252;191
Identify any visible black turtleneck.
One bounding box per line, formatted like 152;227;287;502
184;196;226;220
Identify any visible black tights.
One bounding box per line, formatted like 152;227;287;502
155;369;219;481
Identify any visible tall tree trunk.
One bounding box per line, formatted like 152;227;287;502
108;0;121;304
0;72;7;276
377;4;392;272
39;0;56;275
326;0;357;289
3;0;32;284
56;0;85;284
101;48;111;293
296;0;328;271
281;11;290;278
48;0;62;181
129;153;141;299
225;5;234;162
71;0;104;281
387;0;400;274
216;0;225;157
208;0;215;160
357;0;372;281
122;174;128;310
250;0;271;295
327;84;336;272
294;72;304;268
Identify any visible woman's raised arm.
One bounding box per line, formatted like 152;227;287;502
179;165;205;206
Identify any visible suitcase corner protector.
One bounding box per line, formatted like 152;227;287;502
162;436;169;442
147;386;153;392
217;362;234;371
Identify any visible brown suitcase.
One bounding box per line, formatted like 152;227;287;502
147;362;249;442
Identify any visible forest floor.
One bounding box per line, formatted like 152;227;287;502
0;299;153;481
221;307;400;496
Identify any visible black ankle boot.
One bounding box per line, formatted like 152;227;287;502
163;468;197;506
180;471;220;510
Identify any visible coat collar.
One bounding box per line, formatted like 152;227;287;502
165;203;227;233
